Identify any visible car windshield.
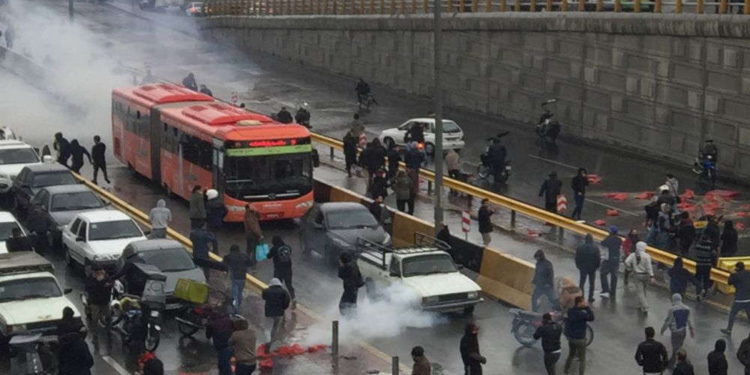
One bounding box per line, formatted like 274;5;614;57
224;152;312;201
402;254;457;277
89;220;143;241
0;148;39;165
31;171;76;188
0;277;62;302
443;120;461;133
0;221;21;241
51;191;103;211
326;209;377;230
139;247;195;272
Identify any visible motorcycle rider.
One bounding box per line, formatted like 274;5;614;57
697;140;718;189
488;137;507;179
700;139;719;164
405;122;425;145
355;78;371;105
276;107;293;124
294;104;311;128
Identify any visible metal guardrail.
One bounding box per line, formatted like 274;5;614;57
204;0;750;15
309;132;732;286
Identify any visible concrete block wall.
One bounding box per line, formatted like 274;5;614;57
201;14;750;178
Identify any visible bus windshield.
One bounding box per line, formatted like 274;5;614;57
223;152;312;201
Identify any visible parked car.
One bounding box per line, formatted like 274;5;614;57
0;139;41;196
11;163;76;217
378;118;465;156
27;184;109;249
0;211;28;254
300;202;390;265
184;1;204;15
116;239;206;310
62;210;147;272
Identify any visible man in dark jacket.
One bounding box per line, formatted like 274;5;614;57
206;311;234;375
189;185;206;229
532;249;558;312
276;107;293;124
738;331;750;374
534;313;562;375
600;226;622;299
91;135;110;185
673;350;695;375
367;139;387;183
5;228;33;252
571;168;588;220
635;326;668;375
57;326;94;375
669;257;699;298
84;267;112;342
343;130;359;177
406;122;425;144
262;278;290;350
386;144;401;181
53;132;71;168
190;223;219;280
708;339;728;375
338;253;363;315
722;261;750;335
182;73;198;91
575;234;600;302
539;172;563;213
478;199;494;246
222;244;254;313
563;297;594;375
488;137;507;179
694;233;716;300
460;323;486;375
268;236;295;306
676;212;696;255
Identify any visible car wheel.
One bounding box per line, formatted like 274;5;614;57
383;137;395;149
64;249;76;269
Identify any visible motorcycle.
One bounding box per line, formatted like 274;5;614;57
509;308;594;347
693;154;717;191
536;98;561;144
109;265;166;352
357;92;378;113
175;289;233;338
295;103;312;129
477;133;511;184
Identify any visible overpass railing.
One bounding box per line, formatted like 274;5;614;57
205;0;750;15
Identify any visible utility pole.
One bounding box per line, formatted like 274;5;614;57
432;0;444;232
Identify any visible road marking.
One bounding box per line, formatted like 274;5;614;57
528;154;579;170
101;355;130;375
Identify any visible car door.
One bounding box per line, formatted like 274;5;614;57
74;221;90;263
30;190;51;226
62;218;81;254
301;206;325;254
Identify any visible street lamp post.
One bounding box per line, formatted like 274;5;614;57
433;0;444;232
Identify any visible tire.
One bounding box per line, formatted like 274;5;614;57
176;309;201;337
144;325;160;352
383;137;395;149
585;324;594;347
512;321;537;347
64;249;76;269
463;305;475;315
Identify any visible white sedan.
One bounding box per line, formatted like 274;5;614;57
62;210;146;271
0;211;27;254
378;117;465;155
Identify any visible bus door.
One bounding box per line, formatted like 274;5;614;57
149;108;163;185
211;138;224;194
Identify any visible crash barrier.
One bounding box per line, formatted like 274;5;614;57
309;132;734;289
716;256;750;294
205;0;750;15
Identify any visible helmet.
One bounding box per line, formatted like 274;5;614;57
206;189;219;200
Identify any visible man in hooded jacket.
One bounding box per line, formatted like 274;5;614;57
625;241;655;313
661;293;695;368
148;199;172;239
575;234;600;302
460;323;486;375
532;249;558;312
262;278;290;350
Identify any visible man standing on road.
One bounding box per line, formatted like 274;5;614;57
478;199;495;246
244;204;263;264
539;172;562;213
737;331;750;374
229;318;257;375
148;199;172;239
707;339;728;375
694;233;716;300
91;135;110;185
625;241;655;314
460;323;487;375
190;223;219;281
410;346;431;375
575;234;600;303
268;236;295;309
635;327;668;375
661;293;695;368
387;144;402;181
84;266;112;343
343;130;359;177
189;185;206;229
534;312;562;375
563;296;594;375
338;253;363;315
721;261;750;335
223;244;254;313
262;278;290;351
571;168;588;220
532;249;558;312
600;226;622;299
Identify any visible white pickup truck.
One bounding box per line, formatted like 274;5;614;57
357;235;482;314
0;252;81;347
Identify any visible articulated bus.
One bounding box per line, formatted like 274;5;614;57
112;83;314;221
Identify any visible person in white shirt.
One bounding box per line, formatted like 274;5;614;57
625;241;655;314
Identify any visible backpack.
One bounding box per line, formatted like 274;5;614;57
276;245;292;265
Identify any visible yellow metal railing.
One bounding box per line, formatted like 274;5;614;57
204;0;750;15
309;132;732;286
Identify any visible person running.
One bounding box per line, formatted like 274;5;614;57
69;139;92;174
635;327;669;375
625;241;655;314
53;132;71;168
722;261;750;335
661;293;695;368
262;278;290;351
90;135;110;184
222;245;254;313
563;296;594;375
534;313;562;375
268;236;295;308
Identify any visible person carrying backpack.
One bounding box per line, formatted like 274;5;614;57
268;236;295;308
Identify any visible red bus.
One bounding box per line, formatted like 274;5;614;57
112;83;314;221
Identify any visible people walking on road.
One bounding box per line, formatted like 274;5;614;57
720;220;738;257
355;78;371;105
90;135;110;185
575;234;600;303
190;223;218;280
673;350;695;375
223;244;254;313
625;241;655;314
622;228;640;285
84;266;112;343
57;323;94;375
737;332;750;374
532;249;558;312
676;212;696;255
53;132;71;168
368;169;388;199
478;199;495;246
707;339;728;375
364;139;387;188
661;293;695;368
189;185;206;229
229;318;257;375
721;261;750;335
244;204;263;262
205;189;227;230
343;130;359;177
534;312;562;375
387;144;401;181
539;171;562;213
411;346;432;375
571;168;588;220
206;311;234;375
268;236;295;307
69;139;92;174
262;278;290;351
5;228;33;252
276;106;293;124
460;323;487;375
182;72;197;91
694;233;717;300
563;296;594;375
393;170;413;214
600;226;621;299
148;199;172;239
338;252;363;315
668;257;698;297
635;326;668;375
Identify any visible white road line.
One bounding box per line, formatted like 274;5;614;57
528;154;579;170
101;355;130;375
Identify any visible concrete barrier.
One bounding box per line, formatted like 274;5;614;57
476;248;535;310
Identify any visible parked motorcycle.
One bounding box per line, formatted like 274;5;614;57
109;265;167;352
509;308;594;347
175;290;232;338
536;98;561;144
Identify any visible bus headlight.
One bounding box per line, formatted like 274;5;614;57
295;200;313;210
